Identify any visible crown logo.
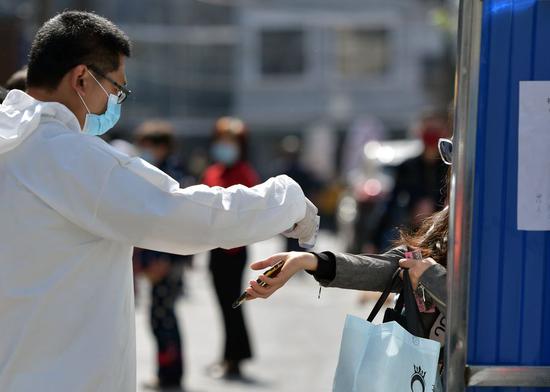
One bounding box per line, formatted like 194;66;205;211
413;365;426;379
411;365;426;391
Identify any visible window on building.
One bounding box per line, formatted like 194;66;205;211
125;41;234;118
337;28;390;77
260;29;305;77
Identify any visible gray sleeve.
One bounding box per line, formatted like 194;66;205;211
325;247;407;292
419;263;447;313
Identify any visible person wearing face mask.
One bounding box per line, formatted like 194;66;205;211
0;11;319;392
202;117;259;380
371;110;451;253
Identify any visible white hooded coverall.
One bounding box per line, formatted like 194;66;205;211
0;90;308;391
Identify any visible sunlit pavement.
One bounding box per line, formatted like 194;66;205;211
136;231;382;392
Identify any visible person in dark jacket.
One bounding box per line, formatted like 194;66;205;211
202;117;259;379
134;120;194;391
373;111;450;251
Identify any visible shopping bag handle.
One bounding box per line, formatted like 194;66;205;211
367;268;401;322
366;268;427;338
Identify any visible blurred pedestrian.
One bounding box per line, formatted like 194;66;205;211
0;11;319;392
0;67;28;104
274;135;323;252
5;67;27;91
202;117;258;379
0;86;7;104
134;120;193;390
374;110;450;251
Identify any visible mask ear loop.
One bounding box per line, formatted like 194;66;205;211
87;69;111;98
76;91;91;114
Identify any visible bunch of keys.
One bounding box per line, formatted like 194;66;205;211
232;259;286;309
405;249;435;313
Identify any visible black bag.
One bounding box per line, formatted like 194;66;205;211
367;268;427;338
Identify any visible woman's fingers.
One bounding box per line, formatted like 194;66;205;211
398;257;436;290
250;253;288;271
246;252;310;301
248;279;274;298
245;286;260;299
399;258;415;269
257;274;278;286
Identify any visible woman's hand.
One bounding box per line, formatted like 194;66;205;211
245;252;318;300
398;257;437;289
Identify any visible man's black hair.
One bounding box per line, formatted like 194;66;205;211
27;11;131;90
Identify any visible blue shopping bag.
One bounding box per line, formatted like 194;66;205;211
333;270;441;392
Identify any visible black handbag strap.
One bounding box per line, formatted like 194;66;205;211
394;286;405;314
367;268;401;322
366;268;427;338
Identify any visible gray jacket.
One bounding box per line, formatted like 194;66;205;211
312;246;447;314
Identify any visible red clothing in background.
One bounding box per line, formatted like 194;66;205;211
202;161;259;188
202;161;260;253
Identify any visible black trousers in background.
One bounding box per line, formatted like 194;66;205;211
209;247;252;362
150;265;184;386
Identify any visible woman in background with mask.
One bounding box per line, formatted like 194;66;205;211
202;117;259;380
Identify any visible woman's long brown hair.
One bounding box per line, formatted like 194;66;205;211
398;207;449;267
397;166;451;267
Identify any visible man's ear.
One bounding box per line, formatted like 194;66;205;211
70;65;88;96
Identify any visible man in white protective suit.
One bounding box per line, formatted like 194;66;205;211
0;11;319;392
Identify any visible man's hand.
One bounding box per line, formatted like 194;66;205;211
283;198;320;248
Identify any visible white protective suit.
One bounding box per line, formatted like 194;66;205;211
0;90;308;391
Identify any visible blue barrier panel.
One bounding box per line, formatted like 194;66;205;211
468;0;550;391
